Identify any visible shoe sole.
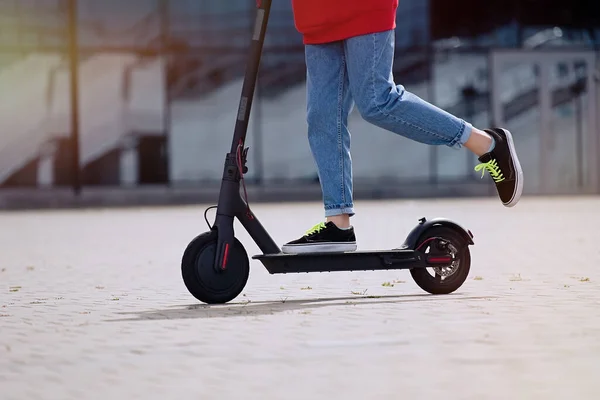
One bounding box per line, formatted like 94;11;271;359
500;128;524;207
281;242;357;254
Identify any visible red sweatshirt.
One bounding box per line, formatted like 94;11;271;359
291;0;399;45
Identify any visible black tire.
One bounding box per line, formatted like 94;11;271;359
410;226;471;295
181;231;249;304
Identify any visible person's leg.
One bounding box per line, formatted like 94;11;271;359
281;41;357;254
304;41;355;225
343;30;523;206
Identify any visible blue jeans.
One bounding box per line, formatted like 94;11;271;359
305;30;473;217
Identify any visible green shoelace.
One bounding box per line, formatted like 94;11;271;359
305;222;327;236
474;159;505;183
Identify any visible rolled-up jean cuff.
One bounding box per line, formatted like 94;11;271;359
325;205;355;217
448;121;473;149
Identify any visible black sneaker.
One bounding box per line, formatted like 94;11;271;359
475;128;524;207
281;221;357;254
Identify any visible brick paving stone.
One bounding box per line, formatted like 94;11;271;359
1;196;600;399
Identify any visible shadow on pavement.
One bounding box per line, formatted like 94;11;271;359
109;293;495;322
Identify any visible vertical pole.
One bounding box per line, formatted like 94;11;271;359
425;0;437;186
427;47;438;185
67;0;81;195
585;53;599;193
489;52;504;130
461;85;477;179
159;0;171;186
489;50;505;197
539;62;551;195
514;0;523;47
575;91;583;189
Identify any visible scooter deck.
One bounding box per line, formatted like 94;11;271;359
253;249;426;274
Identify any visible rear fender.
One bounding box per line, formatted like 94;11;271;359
402;217;474;250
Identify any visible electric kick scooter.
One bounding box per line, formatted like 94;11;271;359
181;0;475;304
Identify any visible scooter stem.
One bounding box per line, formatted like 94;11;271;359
213;0;273;271
229;0;272;153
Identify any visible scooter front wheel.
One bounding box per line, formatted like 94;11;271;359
181;231;249;304
410;226;471;295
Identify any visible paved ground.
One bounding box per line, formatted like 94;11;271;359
1;196;600;399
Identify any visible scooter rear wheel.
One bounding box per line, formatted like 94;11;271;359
410;226;471;295
181;231;249;304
